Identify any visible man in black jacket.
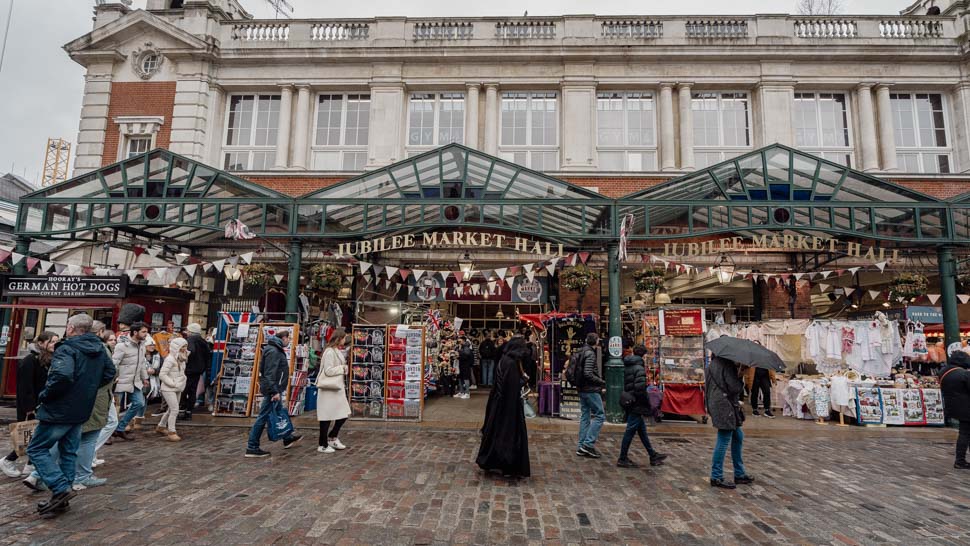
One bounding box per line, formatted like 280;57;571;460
617;345;668;468
181;323;212;419
26;313;115;515
479;334;497;387
576;333;607;459
245;331;302;457
941;348;970;469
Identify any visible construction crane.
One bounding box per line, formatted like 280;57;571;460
41;138;71;187
265;0;293;19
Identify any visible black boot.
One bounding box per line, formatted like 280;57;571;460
710;478;736;489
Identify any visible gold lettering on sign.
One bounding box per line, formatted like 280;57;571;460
658;235;895;266
335;231;569;258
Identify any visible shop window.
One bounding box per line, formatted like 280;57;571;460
793;92;853;167
499;92;559;170
596;92;657;171
891;93;951;173
223;94;280;171
692;92;751;169
407;93;464;154
312;94;370;171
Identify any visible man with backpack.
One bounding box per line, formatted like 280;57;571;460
570;333;606;459
617;345;668;468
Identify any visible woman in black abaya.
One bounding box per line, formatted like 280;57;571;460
476;336;531;478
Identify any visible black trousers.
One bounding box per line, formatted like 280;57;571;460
957;420;970;464
752;377;771;411
180;373;202;412
319;419;347;445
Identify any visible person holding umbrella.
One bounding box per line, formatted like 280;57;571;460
704;336;784;489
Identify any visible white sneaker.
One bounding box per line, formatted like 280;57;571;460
72;482;87;491
452;393;462;398
470;385;478;390
0;458;20;478
317;445;335;454
328;438;347;450
21;464;34;477
92;459;105;468
462;393;471;399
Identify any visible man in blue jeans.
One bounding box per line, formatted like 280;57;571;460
576;333;607;459
27;313;115;515
246;330;302;457
478;333;497;387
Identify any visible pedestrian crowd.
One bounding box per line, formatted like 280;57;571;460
7;304;970;517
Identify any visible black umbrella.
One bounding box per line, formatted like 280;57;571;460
706;336;786;372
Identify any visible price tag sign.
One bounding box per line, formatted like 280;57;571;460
608;336;622;358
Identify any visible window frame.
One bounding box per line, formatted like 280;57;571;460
310;92;371;171
691;91;752;169
221;93;281;172
595;91;658;172
405;92;466;155
498;91;560;171
890;92;953;174
792;91;855;168
126;136;152;159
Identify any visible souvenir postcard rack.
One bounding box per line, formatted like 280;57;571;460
349;324;426;422
249;324;300;416
212;323;299;417
659;336;706;384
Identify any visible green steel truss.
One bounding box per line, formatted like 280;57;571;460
16;144;968;247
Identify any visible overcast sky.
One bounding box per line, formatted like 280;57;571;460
0;0;915;186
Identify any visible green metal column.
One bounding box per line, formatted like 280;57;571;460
605;243;624;423
285;240;302;323
938;246;960;347
13;236;29;275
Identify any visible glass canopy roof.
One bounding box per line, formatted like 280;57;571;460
16;143;964;247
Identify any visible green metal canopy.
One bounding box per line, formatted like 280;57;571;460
15;143;965;246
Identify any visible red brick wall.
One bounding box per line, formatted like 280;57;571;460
890;179;970;200
558;280;601;314
242;176;344;197
562;177;666;198
762;279;813;320
101;82;177;166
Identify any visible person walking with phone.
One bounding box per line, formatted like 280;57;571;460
315;328;351;454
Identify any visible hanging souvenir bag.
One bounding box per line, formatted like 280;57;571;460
316;348;346;391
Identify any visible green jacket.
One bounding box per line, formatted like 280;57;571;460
82;359;116;434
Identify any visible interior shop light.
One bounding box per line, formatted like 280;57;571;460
495;306;506;319
654;287;672;305
224;265;242;282
714;254;736;285
337;286;352;299
458;252;474;273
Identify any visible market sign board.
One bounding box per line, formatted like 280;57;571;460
660;309;705;336
408;277;548;304
337;231;567;258
906;306;943;324
1;276;129;298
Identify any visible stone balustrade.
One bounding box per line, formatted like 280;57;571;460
601;20;664;39
794;18;858;38
685;19;749;39
413;21;474;40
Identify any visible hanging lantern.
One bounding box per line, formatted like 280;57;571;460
714;254;736;285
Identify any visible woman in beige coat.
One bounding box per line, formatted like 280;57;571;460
156;337;188;441
316;328;351;454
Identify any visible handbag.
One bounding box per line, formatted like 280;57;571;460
9;420;38;457
266;400;294;441
316;349;345;391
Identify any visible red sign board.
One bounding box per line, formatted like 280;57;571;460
661;309;704;336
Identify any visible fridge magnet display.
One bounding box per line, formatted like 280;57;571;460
880;388;905;425
902;388;927;425
855;387;883;425
922;389;945;425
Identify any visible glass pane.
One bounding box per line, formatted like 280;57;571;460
919;208;947;238
737;153;765;189
316;94;343;146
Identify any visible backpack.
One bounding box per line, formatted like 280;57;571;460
564;349;584;388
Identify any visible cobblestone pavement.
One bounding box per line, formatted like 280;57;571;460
0;423;968;545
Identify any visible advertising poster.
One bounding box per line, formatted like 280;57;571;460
661;309;705;336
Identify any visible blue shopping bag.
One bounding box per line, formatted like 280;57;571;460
267;400;294;441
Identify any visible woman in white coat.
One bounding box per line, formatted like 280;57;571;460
156;337;188;441
316;328;351;454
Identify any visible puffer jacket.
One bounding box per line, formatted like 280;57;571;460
258;335;289;397
705;356;744;431
159;337;189;393
622;354;651;415
577;344;606;393
37;333;116;425
112;336;148;394
940;351;970;422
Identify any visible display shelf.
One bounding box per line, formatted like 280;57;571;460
212;321;261;417
386;324;425;422
249;324;300;417
349;324;387;420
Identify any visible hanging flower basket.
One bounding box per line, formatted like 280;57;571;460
309;264;345;293
242;263;276;287
633;268;665;293
560;264;597;292
889;273;928;301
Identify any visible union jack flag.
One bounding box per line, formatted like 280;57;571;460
425;309;442;333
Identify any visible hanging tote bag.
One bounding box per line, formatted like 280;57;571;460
9;419;38;457
316;349;346;391
266;400;294;441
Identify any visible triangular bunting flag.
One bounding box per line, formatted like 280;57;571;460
567;254;578;267
471;285;480;296
545;259;559;276
212;259;226;273
578;252;591;264
844;287;855;297
440;271;451;282
273;274;284;284
408;284;416;294
488;281;497;293
819;283;830;293
524;263;534;274
132;246;145;258
384;279;392;290
875;262;887;273
146;247;160;258
959;295;970;304
10;252;24;266
39;260;52;273
526;269;536;282
228;256;239;266
94;268;108;276
139;268;152;279
54;263;67;274
454;271;464;284
175;253;188;265
126;269;140;282
240;252;254;265
399;269;410;281
869;290;881;300
154;267;169;280
183;264;198;277
848;267;860;275
412;269;426;280
82;267;94;276
928;294;941;304
360;261;372;274
793;273;804;281
494;268;507;280
385;266;398;279
26;257;39;272
372;265;384;277
820;271;832;279
203;263;214;273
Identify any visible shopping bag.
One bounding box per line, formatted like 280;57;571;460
266;400;294;442
9;420;38;457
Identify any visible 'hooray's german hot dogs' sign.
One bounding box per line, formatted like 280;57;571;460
2;276;128;298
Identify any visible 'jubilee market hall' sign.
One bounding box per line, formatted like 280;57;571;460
337;231;567;258
1;276;129;298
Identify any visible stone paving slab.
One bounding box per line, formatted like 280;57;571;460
0;424;967;545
